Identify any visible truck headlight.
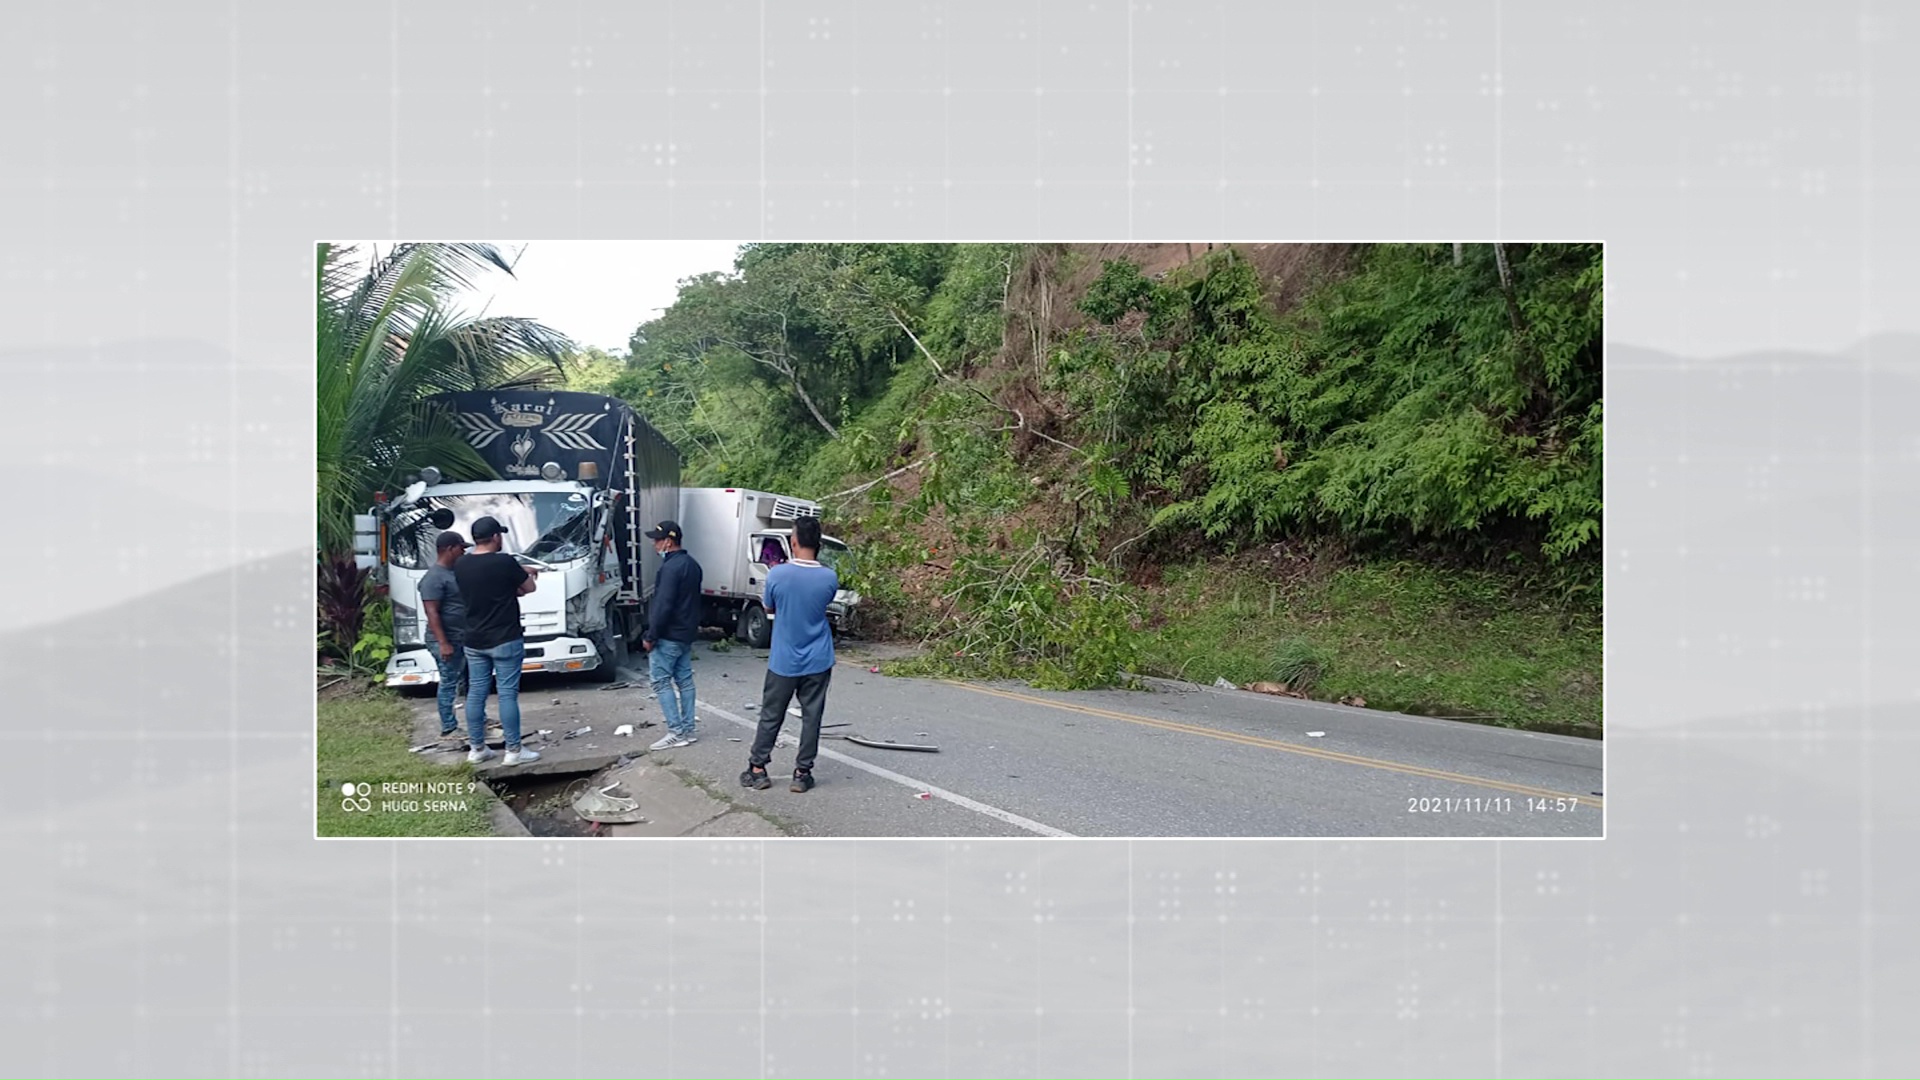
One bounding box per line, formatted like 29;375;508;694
394;601;423;645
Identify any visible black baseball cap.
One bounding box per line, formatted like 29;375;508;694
644;520;682;541
434;531;470;551
470;516;508;541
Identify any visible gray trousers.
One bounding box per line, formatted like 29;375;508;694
749;667;833;773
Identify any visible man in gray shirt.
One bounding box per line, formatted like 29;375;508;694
419;530;471;736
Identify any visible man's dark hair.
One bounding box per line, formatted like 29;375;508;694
794;516;822;552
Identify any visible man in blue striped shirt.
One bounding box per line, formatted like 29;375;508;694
741;516;839;793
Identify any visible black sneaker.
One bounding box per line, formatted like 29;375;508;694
740;765;772;790
789;769;815;793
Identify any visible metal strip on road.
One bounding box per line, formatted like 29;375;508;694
694;701;1078;838
949;682;1604;811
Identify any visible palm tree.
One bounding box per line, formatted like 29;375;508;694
315;242;575;553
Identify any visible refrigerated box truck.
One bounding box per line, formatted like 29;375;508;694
675;486;860;648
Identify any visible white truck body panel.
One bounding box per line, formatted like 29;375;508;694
677;487;822;602
675;487;859;643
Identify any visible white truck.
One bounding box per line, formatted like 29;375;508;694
365;390;681;689
676;486;861;649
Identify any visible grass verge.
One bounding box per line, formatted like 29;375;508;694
316;684;495;837
1140;559;1602;737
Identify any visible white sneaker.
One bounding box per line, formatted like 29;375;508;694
649;733;695;751
503;748;541;766
468;747;496;764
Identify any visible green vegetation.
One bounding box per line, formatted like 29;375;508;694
316;688;493;837
315;242;574;554
1140;560;1602;735
584;241;1602;729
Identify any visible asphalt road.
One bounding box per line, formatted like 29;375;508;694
572;639;1605;839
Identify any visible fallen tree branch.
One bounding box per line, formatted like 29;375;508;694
820;454;937;503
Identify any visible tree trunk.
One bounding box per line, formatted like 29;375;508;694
790;377;839;439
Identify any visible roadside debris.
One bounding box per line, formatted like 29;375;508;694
869;666;881;674
727;737;742;742
563;726;593;740
1338;695;1367;708
744;703;758;710
1213;677;1235;689
599;681;632;691
846;734;939;753
613;724;634;737
571;785;645;825
787;705;801;717
913;792;931;800
1245;681;1306;698
1306;731;1326;738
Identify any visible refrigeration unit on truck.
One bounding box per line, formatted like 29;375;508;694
366;390;681;688
676;486;862;649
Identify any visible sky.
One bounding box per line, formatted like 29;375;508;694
364;240;745;353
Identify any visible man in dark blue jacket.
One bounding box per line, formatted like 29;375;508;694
642;520;703;750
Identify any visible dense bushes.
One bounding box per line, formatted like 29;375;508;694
1058;244;1603;579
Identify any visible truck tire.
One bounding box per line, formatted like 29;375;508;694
587;606;625;683
742;602;772;650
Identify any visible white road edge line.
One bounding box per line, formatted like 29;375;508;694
694;700;1077;838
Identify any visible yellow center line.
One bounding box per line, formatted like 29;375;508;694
947;681;1603;810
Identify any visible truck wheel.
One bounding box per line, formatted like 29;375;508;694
743;603;772;650
587;606;625;682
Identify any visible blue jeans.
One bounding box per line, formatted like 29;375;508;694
648;638;697;737
464;639;526;751
433;641;470;734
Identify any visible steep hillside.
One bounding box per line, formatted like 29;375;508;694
598;242;1604;732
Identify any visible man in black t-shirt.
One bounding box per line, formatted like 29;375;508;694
453;515;542;766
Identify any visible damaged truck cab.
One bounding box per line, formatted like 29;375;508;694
371;390;681;689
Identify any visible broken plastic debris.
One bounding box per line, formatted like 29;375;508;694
572;786;645;825
613;724;634;737
744;703;758;710
1306;731;1326;738
1213;677;1236;689
727;737;742;742
563;726;593;739
913;792;931;799
868;666;881;674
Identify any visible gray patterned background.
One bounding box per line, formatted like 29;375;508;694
1;2;1915;1077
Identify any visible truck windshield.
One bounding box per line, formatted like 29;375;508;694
390;491;594;568
817;538;850;572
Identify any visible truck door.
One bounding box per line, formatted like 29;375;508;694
747;532;790;598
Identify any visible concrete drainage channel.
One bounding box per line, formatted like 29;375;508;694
487;771;622;837
416;667;794;837
478;752;794;838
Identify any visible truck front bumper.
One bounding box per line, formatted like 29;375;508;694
384;635;608;687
